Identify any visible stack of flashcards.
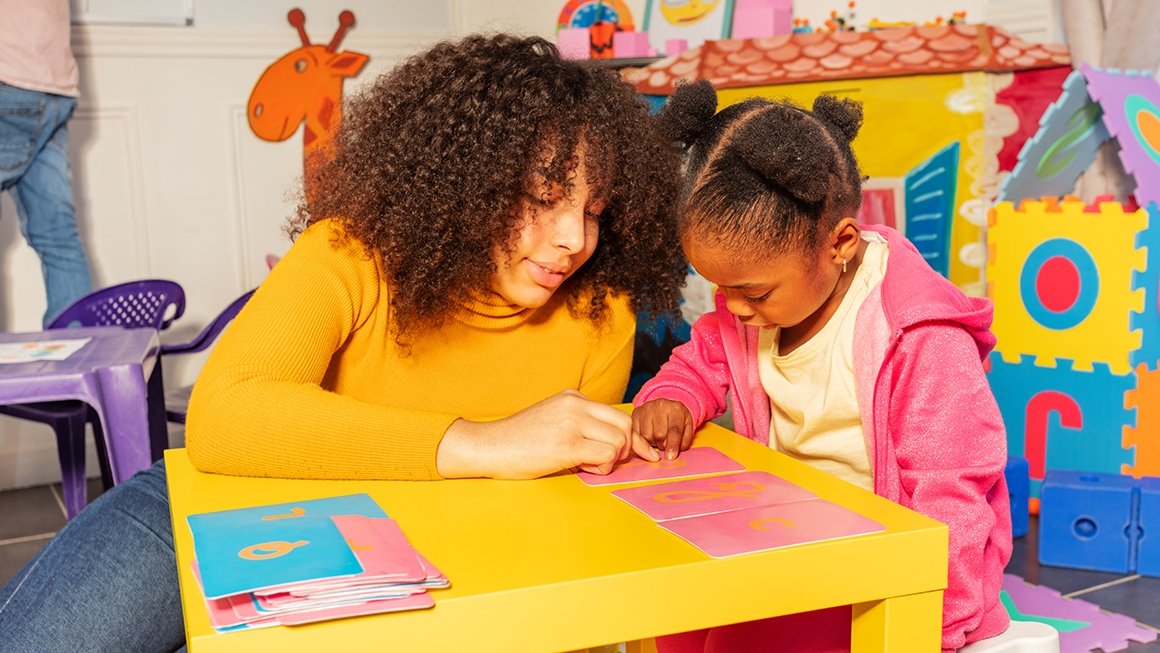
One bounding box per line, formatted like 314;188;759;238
581;448;884;558
186;494;448;632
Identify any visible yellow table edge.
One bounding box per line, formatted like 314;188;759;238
167;422;947;652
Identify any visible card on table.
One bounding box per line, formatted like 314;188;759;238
331;516;426;580
255;586;416;612
206;587;435;630
276;593;435;626
611;470;816;521
0;338;91;364
264;516;446;597
576;447;746;486
188;493;387;599
659;499;885;558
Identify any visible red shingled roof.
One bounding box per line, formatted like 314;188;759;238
623;24;1070;95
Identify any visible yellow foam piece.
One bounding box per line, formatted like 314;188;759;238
987;199;1147;375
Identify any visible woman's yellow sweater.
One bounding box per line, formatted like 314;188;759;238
186;220;635;480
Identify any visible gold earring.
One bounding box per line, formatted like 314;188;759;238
842;259;848;274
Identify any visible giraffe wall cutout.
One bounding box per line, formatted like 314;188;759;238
247;8;368;199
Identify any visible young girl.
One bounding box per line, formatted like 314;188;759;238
633;80;1011;652
0;34;686;651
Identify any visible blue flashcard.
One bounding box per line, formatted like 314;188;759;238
188;494;387;599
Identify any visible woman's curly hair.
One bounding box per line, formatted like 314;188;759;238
290;34;685;339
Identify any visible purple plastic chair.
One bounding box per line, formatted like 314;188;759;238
0;279;185;518
161;288;255;424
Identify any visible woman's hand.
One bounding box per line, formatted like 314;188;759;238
632;398;694;461
437;390;659;479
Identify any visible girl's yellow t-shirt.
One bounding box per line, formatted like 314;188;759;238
758;232;889;491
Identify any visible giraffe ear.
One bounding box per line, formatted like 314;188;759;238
327;51;369;77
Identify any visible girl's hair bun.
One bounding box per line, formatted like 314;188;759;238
656;79;718;149
733;107;830;204
811;94;863;144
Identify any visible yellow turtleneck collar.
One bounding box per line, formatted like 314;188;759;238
455;289;534;330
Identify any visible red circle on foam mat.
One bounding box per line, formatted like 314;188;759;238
1037;255;1080;312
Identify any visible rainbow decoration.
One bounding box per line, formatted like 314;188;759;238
556;0;635;31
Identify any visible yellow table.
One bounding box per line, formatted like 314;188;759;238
166;422;948;652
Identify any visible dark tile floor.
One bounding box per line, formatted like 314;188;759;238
0;478;105;585
1006;515;1160;652
1;483;1158;651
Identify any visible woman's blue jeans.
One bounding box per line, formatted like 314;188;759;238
0;82;92;326
0;460;185;652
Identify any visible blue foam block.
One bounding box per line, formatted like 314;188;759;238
1006;457;1030;538
1039;470;1138;573
1137;476;1160;576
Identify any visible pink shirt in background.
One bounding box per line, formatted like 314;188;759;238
0;0;79;97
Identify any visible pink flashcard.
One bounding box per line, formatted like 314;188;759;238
328;516;425;579
577;447;746;486
277;592;435;626
287;585;423;603
205;591;266;627
611;471;815;521
205;593;252;629
251;516;427;598
415;553;448;585
660;499;885;558
196;564;265;629
212;591;435;628
256;588;413;611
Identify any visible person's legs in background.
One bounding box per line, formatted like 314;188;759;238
0;460;185;653
13;92;92;325
0;82;92;326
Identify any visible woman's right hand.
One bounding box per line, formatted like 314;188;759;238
632;398;694;461
437;390;659;479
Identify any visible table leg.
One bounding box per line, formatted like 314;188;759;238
96;362;156;483
851;590;943;652
146;359;169;460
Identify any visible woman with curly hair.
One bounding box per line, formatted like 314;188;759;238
0;34;685;651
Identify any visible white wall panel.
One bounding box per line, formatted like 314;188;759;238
982;0;1061;43
71;106;151;285
229;104;300;292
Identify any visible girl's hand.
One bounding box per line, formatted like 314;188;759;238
437;390;659;479
632;398;694;461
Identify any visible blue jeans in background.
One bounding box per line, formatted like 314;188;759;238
0;460;185;653
0;82;92;326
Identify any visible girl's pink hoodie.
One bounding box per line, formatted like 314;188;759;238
635;225;1012;651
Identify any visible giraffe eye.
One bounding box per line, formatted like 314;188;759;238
294;59;308;73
